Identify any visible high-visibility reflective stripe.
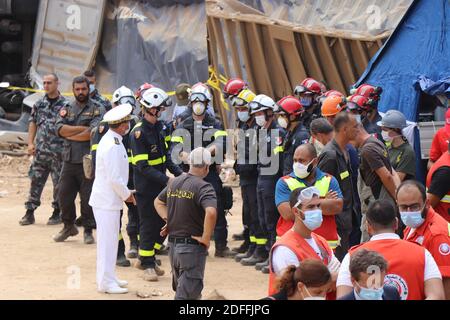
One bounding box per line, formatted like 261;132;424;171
284;177;303;191
255;238;268;245
165;135;171;142
273;146;284;155
249;236;257;243
340;171;349;180
148;156;166;166
441;195;450;203
118;233;123;241
171;136;183;143
213;130;228;138
137;234;140;241
154;243;162;250
283;175;331;197
91;144;98;151
165;141;169;149
128;157;132;163
448;223;450;237
132;154;148;165
327;240;339;249
132;122;143;131
139;249;155;257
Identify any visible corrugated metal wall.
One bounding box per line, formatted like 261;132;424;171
207;1;395;128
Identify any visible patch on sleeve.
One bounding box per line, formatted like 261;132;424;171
114;137;120;145
98;125;105;134
59;109;67;117
438;243;450;256
134;130;141;139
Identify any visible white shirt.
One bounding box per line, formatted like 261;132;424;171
336;233;442;288
272;235;340;275
89;129;130;210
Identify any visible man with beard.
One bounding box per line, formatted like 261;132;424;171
53;76;105;243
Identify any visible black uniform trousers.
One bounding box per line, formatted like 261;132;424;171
256;176;278;253
59;162;95;229
135;182;166;269
204;170;228;249
125;166;139;241
241;182;265;252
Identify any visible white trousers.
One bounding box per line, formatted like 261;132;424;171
93;208;120;291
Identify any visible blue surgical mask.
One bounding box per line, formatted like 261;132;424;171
355;285;384;300
237;111;250;122
303;209;323;231
300;96;313;107
400;211;425;228
89;84;95;94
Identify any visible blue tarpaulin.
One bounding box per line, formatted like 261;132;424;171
355;0;450;181
415;76;450;98
355;0;450;122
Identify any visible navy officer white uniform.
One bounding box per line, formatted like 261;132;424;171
89;103;136;294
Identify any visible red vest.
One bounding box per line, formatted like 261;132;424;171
268;229;333;297
276;175;339;249
426;152;450;222
349;239;426;300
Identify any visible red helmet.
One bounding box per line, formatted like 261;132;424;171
347;94;371;112
223;78;247;98
277;95;304;116
294;78;326;95
318;89;344;106
354;84;382;101
135;83;155;100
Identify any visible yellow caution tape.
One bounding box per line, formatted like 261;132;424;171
2;66;229;109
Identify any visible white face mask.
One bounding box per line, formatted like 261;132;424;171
303;286;326;300
237;111;250;122
192;102;206;116
381;130;391;142
293;160;314;179
277;116;289;129
89;84;95;94
355;114;362;124
255;115;267;127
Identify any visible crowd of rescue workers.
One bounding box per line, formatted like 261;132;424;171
18;69;450;300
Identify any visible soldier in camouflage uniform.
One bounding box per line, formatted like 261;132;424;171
20;73;67;226
84;69;112;111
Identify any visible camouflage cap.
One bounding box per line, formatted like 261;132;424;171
175;83;190;105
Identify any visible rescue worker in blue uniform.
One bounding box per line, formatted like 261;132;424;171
240;94;286;274
130;87;184;282
275;96;310;176
171;83;235;258
230;89;266;262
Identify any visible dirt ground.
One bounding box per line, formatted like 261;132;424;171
0;154;268;300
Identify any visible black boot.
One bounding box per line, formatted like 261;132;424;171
83;229;95;244
47;209;62;225
255;258;269;270
117;239;131;267
53;224;78;242
232;230;246;241
19;209;35;226
127;236;139;259
235;244;255;262
241;247;268;266
232;239;250;254
215;246;237;258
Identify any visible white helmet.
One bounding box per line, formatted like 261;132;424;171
189;82;212;103
140;87;172;109
112;85;136;106
249;94;276;115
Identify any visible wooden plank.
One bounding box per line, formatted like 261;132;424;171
318;35;346;93
236;21;256;91
267;27;292;95
302;33;325;81
338;38;356;86
223;19;243;79
249;23;274;97
211;18;231;78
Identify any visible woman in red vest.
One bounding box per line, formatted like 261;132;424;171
263;259;332;300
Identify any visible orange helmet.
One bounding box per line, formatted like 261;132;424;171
321;95;346;117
